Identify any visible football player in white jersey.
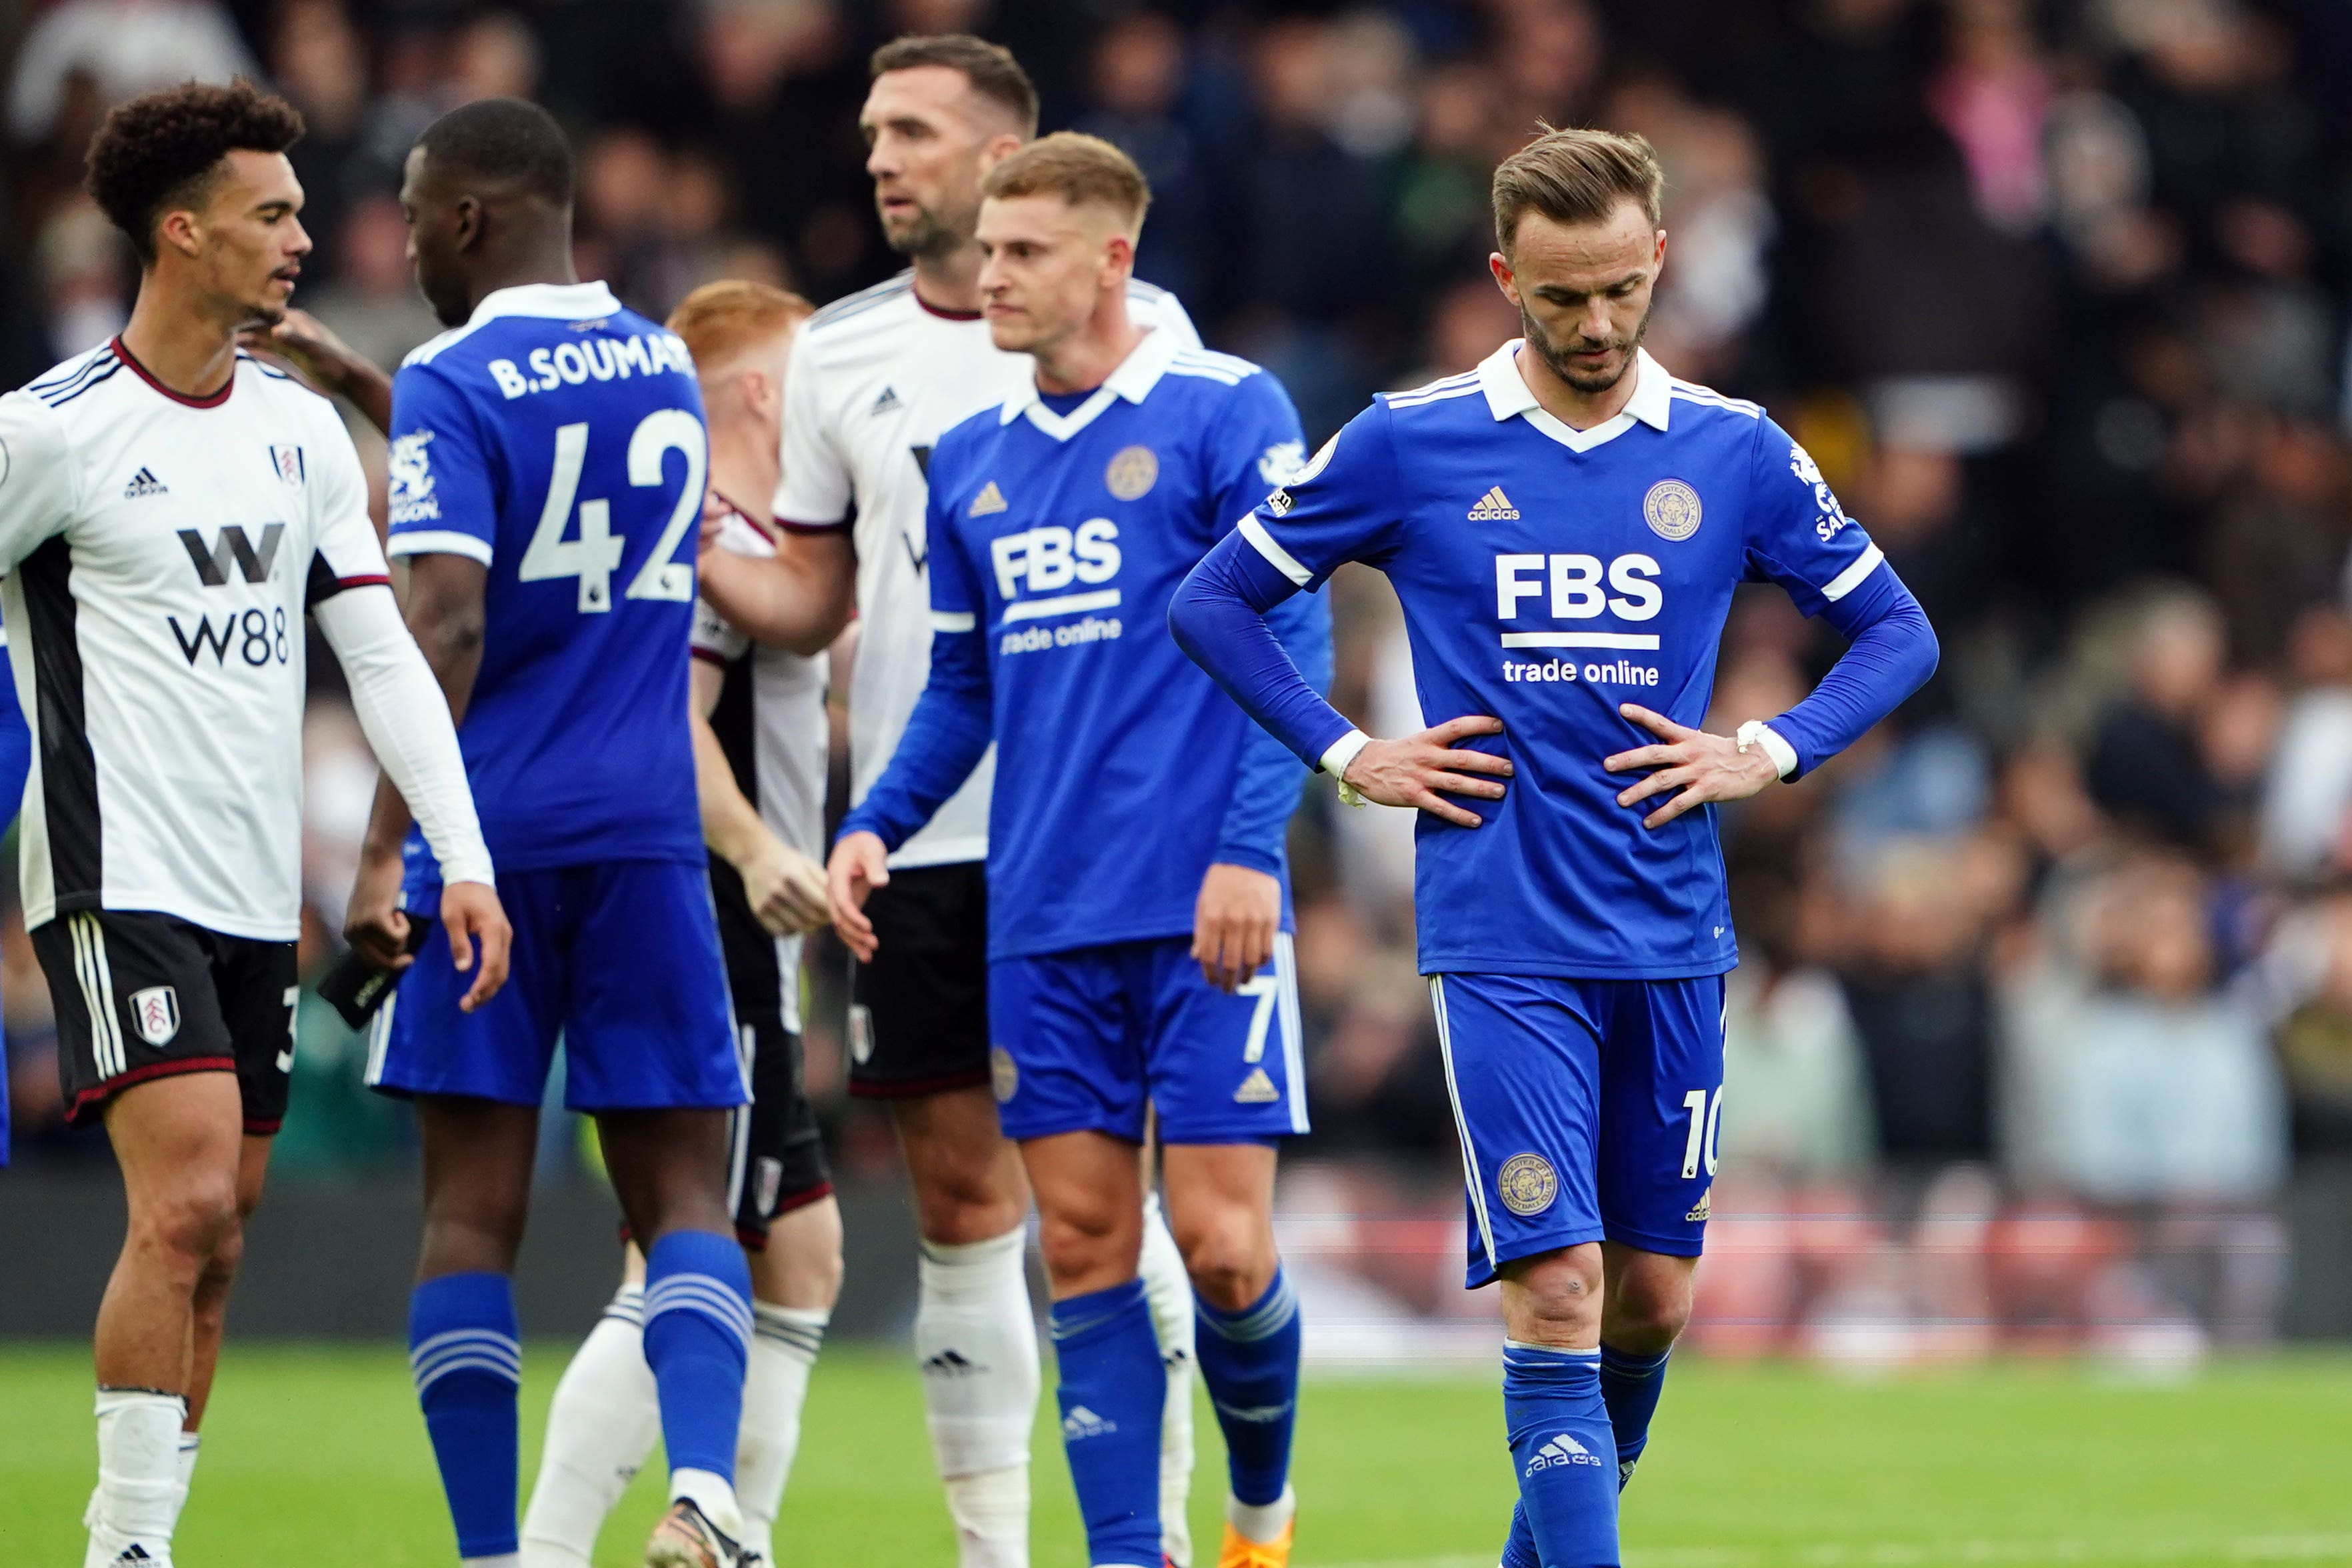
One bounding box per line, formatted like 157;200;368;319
0;81;507;1568
693;35;1202;1567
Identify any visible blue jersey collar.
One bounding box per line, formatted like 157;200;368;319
999;325;1183;441
467;280;625;325
1476;340;1672;452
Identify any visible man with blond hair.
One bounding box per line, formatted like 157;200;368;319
1171;125;1940;1566
515;280;842;1568
830;132;1329;1568
696;35;1207;1568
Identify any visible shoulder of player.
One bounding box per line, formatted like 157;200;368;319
1159;345;1263;389
234;350;339;417
18;341;125;417
801;272;918;340
1663;374;1765;425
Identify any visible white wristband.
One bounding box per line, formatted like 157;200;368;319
1321;729;1373;808
1735;720;1799;781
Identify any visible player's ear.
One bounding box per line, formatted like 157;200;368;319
154;206;205;263
450;195;485;253
976;131;1025;173
1488;251;1521;309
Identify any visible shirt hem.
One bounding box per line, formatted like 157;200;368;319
1417;952;1738;980
885;835;989;871
989;913;1297;965
27;893;299;944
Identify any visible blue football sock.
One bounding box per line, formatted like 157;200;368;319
409;1271;523;1559
1193;1262;1302;1507
1597;1343;1671;1489
1501;1499;1539;1567
1049;1279;1165;1567
642;1229;753;1485
1504;1341;1619;1568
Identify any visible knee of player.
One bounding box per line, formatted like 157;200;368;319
137;1174;241;1265
1175;1216;1277;1313
1509;1246;1607;1332
1603;1279;1693;1353
1036;1207;1135;1286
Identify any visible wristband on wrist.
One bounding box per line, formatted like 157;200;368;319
1320;729;1373;807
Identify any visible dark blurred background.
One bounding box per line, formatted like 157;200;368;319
5;0;2352;1366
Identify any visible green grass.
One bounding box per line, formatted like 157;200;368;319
2;1345;2349;1566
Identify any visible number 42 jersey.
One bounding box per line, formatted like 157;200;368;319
387;281;707;885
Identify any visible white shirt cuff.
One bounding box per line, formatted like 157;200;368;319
1321;729;1372;807
1736;720;1799;781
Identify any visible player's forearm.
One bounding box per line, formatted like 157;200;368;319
1173;531;1357;771
836;636;992;853
691;696;773;869
1766;573;1939;779
315;586;493;885
699;540;852;656
1213;584;1335;869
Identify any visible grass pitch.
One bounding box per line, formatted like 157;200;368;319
1;1345;2347;1566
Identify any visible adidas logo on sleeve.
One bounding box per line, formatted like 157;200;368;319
1467;485;1519;520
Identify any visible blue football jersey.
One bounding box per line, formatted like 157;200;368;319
849;328;1328;960
386;281;707;887
1238;343;1893;980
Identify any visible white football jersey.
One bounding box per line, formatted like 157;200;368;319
0;341;394;940
693;503;827;1031
776;271;1199;869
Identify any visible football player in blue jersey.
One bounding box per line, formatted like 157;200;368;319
826;134;1331;1568
1171;126;1939;1568
333;100;755;1568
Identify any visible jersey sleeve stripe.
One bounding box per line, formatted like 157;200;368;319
775;517;851;535
930;611;977;633
37;363;122;407
1819;543;1885;603
1239;515;1313;587
386;529;495;565
690;645;731;666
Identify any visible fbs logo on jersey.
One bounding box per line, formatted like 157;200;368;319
123;467;168;500
1234;1067;1279;1104
1467;486;1520;521
1497;1152;1558;1216
969;481;1009;517
129;987;179;1047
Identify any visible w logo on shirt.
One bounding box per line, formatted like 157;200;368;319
179;524;284;586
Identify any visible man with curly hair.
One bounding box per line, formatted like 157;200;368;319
0;80;508;1568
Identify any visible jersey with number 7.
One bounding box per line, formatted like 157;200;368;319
385;281;709;888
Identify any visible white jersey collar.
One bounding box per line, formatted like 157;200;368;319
468;280;624;325
1476;340;1671;452
999;325;1181;442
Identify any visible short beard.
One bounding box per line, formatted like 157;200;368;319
1520;295;1654;393
882;200;973;262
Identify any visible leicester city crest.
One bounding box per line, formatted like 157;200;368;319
1105;445;1158;501
1643;479;1701;541
990;1045;1019;1103
1497;1152;1559;1217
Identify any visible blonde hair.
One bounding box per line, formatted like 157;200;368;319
667;279;814;371
1491;124;1664;253
981;131;1150;232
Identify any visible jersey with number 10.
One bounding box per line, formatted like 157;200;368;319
386;281;707;886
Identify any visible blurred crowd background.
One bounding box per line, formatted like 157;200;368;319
7;0;2352;1362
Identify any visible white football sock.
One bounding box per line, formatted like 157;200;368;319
87;1389;186;1567
1229;1483;1297;1545
669;1466;744;1540
1140;1191;1198;1567
519;1287;659;1568
916;1225;1039;1567
170;1431;199;1528
739;1301;827;1558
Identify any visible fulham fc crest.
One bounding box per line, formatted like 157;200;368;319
129;986;180;1046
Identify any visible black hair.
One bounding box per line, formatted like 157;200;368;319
85;79;305;263
415;97;575;207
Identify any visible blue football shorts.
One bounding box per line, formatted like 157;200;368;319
988;933;1307;1145
367;860;745;1113
1430;971;1727;1287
